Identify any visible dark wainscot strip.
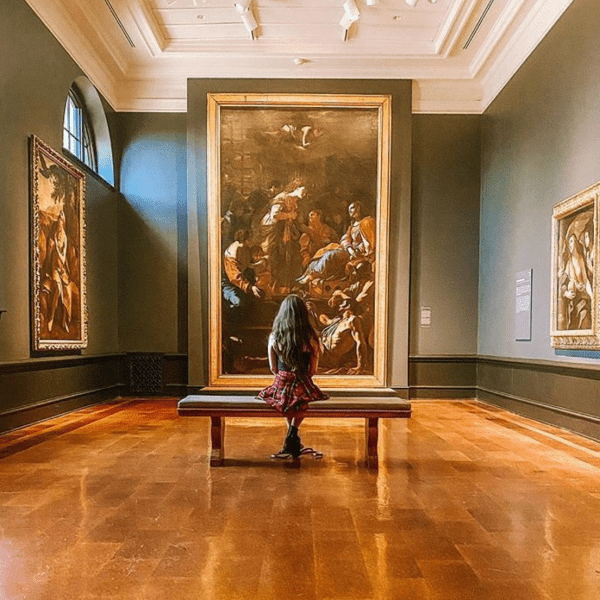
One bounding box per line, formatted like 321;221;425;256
477;356;600;442
0;355;126;433
409;355;477;399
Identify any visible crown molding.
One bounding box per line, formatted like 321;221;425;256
412;79;483;114
479;0;574;111
434;0;475;56
128;0;167;56
25;0;129;77
468;0;528;77
22;0;575;114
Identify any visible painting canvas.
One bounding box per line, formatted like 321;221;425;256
31;135;87;351
207;93;391;388
551;182;599;349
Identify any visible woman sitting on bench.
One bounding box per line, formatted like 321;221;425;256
257;294;329;459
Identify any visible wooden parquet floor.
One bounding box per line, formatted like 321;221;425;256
1;398;599;600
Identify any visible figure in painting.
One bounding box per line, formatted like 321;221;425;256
222;229;264;312
342;201;376;265
558;232;593;330
261;180;307;293
41;211;78;334
583;226;595;280
36;150;81;340
299;210;338;268
316;295;368;375
297;200;376;287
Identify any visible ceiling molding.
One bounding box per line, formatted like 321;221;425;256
468;0;528;77
412;79;483;114
434;0;474;56
24;0;121;103
128;0;167;56
22;0;575;114
479;0;574;111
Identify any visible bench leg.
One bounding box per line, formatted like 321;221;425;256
365;417;379;468
210;416;224;466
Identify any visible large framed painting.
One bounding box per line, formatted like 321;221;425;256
30;135;88;351
551;181;599;349
207;93;391;388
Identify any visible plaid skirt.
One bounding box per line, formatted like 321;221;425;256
257;370;329;416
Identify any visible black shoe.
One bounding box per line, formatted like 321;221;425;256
280;425;302;459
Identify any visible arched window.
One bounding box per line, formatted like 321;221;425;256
62;78;114;186
63;87;97;171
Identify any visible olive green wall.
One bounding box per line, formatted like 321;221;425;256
0;0;119;360
112;113;187;354
186;79;412;390
411;115;481;357
10;0;600;436
0;0;122;428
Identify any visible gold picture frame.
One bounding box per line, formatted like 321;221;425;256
551;181;599;349
207;93;391;388
30;135;88;351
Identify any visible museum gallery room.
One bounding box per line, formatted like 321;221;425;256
2;0;600;598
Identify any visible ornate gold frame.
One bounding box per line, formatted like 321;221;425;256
207;93;391;388
31;135;88;351
550;181;599;349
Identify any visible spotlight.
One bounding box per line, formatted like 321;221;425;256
340;0;360;40
343;0;360;21
240;11;257;36
233;0;251;12
233;0;257;40
405;0;418;6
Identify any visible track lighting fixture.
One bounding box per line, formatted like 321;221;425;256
233;0;251;12
340;0;360;41
233;0;257;40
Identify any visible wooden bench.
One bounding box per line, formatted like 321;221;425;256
177;395;411;468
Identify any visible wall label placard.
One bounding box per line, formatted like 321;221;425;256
515;269;532;341
420;306;432;328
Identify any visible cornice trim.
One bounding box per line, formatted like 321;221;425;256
468;0;528;77
480;0;574;111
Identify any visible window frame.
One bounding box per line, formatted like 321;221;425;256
63;87;98;173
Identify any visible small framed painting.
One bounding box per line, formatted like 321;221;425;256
551;182;598;349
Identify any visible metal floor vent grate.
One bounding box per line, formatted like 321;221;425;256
130;354;163;395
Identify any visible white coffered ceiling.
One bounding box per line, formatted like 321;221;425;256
24;0;573;113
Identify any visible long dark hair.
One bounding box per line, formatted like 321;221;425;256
271;294;319;371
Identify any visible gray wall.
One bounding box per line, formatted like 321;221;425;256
411;114;481;357
112;113;187;354
480;0;600;363
478;0;600;439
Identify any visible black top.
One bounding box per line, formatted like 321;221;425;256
277;349;312;373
